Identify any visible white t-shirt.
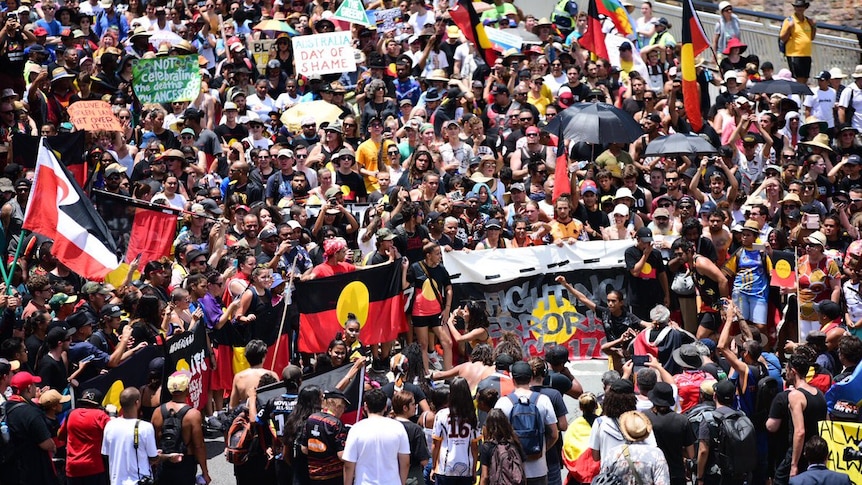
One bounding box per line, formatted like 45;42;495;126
839;84;862;131
343;415;410;485
494;389;557;479
803;87;837;128
247;94;277;121
408;10;435;33
432;407;480;476
102;418;158;485
587;415;657;469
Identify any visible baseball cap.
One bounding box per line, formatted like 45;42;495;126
39;389;71;407
100;305;122;318
816;70;832;81
510;182;526;192
259;227;278;240
510;361;532;380
714;379;736;402
376;227;397;241
324;389;351;405
167;370;191;393
635;227;653;242
10;371;41;390
82;281;111;295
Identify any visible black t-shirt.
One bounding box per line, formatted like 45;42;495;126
381;381;427;423
300;411;347;482
395;224;431;264
644;409;696;485
334;171;367;203
543;371;573;397
624;246;667;307
214;123;249;144
399;419;431;467
594;303;642;342
37;354;67;391
622;97;644;116
584;206;610;239
4;399;56;485
263;393;298;440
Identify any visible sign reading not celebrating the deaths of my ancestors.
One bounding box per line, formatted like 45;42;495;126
443;242;631;360
292;31;357;76
132;55;202;105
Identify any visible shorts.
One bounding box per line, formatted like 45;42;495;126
698;311;720;332
411;314;442;328
159;456;197;485
786;56;812;79
732;292;768;326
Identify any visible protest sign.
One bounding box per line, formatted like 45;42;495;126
443;242;630;359
163;322;212;411
374;8;402;32
248;38;276;76
67;101;123;132
292;31;357;76
818;420;862;483
132;55;201;105
484;27;523;52
334;0;372;26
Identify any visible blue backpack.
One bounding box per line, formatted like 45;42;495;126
507;392;545;460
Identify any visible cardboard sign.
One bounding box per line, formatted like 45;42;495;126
67;101;123;132
248;38;276;76
485;27;523;52
333;0;372;26
292;31;357;76
374;8;402;33
132;55;202;105
818;420;862;484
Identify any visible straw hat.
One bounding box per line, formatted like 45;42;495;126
618;411;652;442
800;133;834;153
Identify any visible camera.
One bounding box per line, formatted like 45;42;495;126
844;446;862;462
137;477;155;485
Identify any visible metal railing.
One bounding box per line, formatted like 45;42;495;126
649;0;861;76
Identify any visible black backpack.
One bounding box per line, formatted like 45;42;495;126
752;375;780;430
159;404;191;455
0;401;24;465
709;410;757;479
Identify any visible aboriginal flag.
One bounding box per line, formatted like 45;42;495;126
769;249;797;289
76;345;162;409
449;0;497;65
296;261;407;354
681;0;710;131
257;362;366;425
12;132;88;188
126;208;177;268
579;0;609;60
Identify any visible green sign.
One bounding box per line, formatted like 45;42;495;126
333;0;371;26
132;55;201;105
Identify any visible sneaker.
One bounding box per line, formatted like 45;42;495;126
428;351;443;371
371;358;388;373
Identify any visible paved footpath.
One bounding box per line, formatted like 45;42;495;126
203;359;609;485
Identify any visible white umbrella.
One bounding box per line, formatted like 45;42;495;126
148;30;184;50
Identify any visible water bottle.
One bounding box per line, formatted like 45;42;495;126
1;422;9;443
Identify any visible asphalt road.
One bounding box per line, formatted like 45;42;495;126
202;359;609;485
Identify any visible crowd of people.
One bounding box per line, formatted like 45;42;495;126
0;0;860;483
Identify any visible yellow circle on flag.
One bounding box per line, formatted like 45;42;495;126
104;380;125;409
336;281;370;328
529;296;581;345
775;259;791;279
642;262;653;275
341;185;351;196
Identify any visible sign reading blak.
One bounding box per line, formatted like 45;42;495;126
248;39;275;76
132;55;201;105
292;31;357;76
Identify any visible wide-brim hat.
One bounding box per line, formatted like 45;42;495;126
800;133;834;153
618;411;652;442
426;69;449;83
51;67;76;83
800;116;828;138
733;331;769;347
851;65;862;79
531;17;552;34
672;344;704;370
723;37;747;55
129;26;152;41
648;382;676;407
791;0;809;7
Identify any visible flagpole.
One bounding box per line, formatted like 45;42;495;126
92;189;220;221
4;229;27;293
0;225;11;285
269;255;299;372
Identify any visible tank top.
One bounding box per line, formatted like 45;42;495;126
693;255;722;312
791;387;827;446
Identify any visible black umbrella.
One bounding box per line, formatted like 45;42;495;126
543;102;643;145
748;79;813;96
643;133;717;157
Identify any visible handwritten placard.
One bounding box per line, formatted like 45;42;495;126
292;31;356;76
67;101;122;132
132;55;201;105
818;419;862;483
248;38;275;76
374;8;401;33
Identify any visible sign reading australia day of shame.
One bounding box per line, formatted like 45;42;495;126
292;31;356;76
132;55;202;105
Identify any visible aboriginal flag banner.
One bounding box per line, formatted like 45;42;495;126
12;132;88;187
75;345;162;409
296;261;407;354
162;322;212;411
257;362;366;425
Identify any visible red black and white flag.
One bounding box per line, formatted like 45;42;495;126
23;138;119;280
296;262;407;354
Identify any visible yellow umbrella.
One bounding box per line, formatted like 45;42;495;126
281;100;344;132
253;19;298;35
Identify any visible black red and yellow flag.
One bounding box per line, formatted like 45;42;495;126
12;132;88;188
257;362;366;424
449;0;497;65
296;261;407;354
770;249;797;289
681;0;710;132
579;0;609;61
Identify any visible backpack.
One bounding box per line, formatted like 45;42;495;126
507;392;545;460
752;376;780;430
710;410;757;478
159;404;191;455
224;406;259;465
489;441;526;485
0;401;24;465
